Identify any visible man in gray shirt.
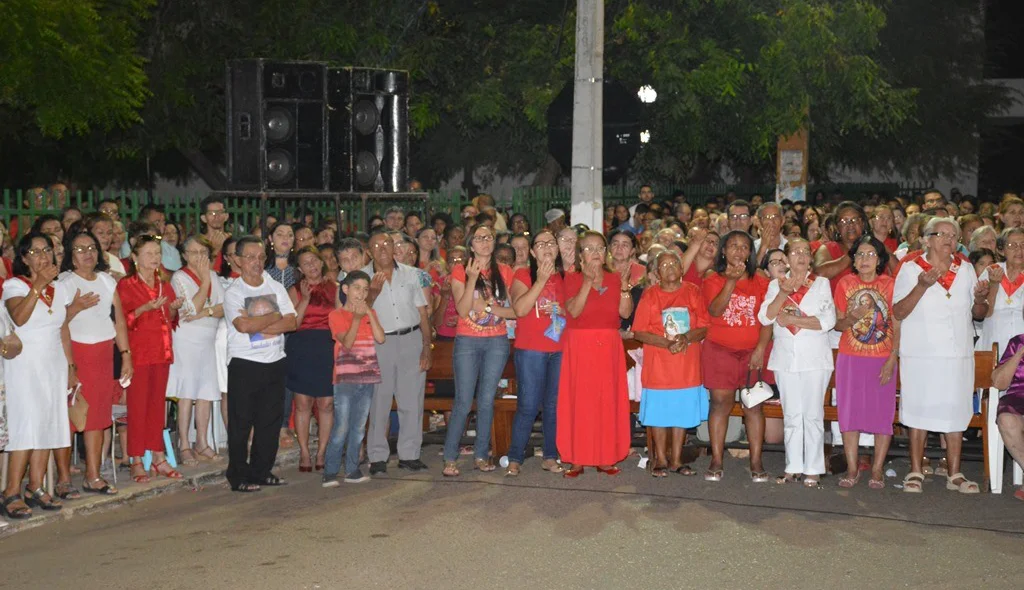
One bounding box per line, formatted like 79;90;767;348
362;228;433;473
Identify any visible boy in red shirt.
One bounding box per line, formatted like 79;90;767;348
323;271;385;486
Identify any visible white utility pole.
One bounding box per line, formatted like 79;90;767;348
570;0;603;231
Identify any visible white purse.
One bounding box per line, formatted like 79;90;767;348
739;370;773;409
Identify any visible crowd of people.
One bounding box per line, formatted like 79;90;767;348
3;184;1024;521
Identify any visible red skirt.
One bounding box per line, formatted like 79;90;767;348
556;328;630;466
71;340;115;431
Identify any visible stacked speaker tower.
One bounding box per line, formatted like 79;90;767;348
226;59;409;193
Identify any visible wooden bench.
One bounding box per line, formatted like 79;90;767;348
420;339;998;481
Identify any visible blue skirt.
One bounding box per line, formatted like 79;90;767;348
639;386;709;428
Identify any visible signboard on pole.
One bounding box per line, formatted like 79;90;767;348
775;129;808;202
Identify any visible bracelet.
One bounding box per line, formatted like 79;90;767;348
1;344;7;356
68;363;77;370
121;349;132;356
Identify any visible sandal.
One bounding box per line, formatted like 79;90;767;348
920;458;933;475
563;466;584;478
803;477;821;488
0;494;32;520
55;481;82;500
651;464;668;478
474;458;496;472
674;465;696;476
776;473;802;484
130;462;151;484
935;458;949;478
179;447;199;467
230;482;261;493
945;472;979;494
868;478;885;490
24;488;62;511
151;460;183;480
903;471;925;493
195;446;220;461
505;462;521;477
459;446;474;456
82;478;118;495
838;472;861;489
703;469;723;482
541;459;564;473
442;462;460;477
751;471;770;483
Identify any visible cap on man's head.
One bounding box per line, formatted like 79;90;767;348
544;208;566;224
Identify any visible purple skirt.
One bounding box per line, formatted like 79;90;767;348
835;353;897;435
998;392;1024;417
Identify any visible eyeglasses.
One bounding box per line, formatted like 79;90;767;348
729;214;750;221
854;251;879;259
1006;242;1024;250
789;249;812;257
472;235;494;243
239;253;266;262
768;259;787;266
370;241;393;249
581;246;606;254
72;245;98;254
205;210;227;218
27;247;54;256
533;240;557;249
761;214;781;221
838;217;862;226
184;249;208;256
926;231;957;240
558;236;576;243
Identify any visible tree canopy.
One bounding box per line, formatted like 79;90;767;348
0;0;1012;190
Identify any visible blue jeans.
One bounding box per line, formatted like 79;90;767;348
507;349;561;464
323;383;374;477
443;335;510;462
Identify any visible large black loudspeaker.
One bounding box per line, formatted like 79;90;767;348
226;60;328;191
328;67;409;192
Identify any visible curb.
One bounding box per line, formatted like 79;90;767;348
0;447;301;538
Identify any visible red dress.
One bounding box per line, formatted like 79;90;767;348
556;271;630;466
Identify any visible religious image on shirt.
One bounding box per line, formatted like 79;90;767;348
781;296;807;335
244;295;281;348
467;286;503;329
662;307;691;338
848;289;890;347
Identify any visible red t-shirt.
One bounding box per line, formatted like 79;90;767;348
682;263;704;288
701;272;769;351
450;263;515;337
327;307;381;384
823;241;854;293
563;271;623;330
834;274;896;358
293;281;337;330
511;268;566;353
632;284;709;389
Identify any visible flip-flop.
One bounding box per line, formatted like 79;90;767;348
803;477;821;488
776;473;802;484
673;465;696;476
751;471;770;483
703;469;723;482
651;465;668;478
838;473;861;488
868;478;885;490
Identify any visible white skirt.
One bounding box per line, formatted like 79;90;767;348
215;321;229;394
899;356;974;433
166;323;221;401
3;334;70;450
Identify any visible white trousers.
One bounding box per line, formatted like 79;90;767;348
776;369;831;476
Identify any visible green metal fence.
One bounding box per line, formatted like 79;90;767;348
1;182;930;238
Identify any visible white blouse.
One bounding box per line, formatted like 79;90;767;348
758;274;836;372
58;271;117;344
893;255;977;359
170;268;224;330
977;262;1024;356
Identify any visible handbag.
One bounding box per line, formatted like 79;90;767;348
739;369;772;409
67;383;89;431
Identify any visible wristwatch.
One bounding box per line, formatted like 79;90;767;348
207;307;214;317
485;304;493;314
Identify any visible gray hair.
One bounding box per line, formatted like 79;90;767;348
756;202;782;218
922;216;959;251
968;225;997;253
996;227;1024;251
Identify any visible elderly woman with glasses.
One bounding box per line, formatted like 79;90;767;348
1;233;77;518
558;231;633;478
893;217;990;494
977;228;1024;357
814;201;868;293
167;235;225;465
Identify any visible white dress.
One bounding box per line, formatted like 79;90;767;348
165;269;224;401
1;278;71;450
0;306;12;450
977;262;1024;357
894;256;976;433
215;275;238;393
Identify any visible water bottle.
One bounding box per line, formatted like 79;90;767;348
499;456;509;468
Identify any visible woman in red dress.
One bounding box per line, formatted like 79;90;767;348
117;235;184;483
558;231;634;477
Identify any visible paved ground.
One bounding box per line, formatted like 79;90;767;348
2;447;1022;589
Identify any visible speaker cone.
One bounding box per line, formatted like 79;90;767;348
265;107;294;143
355;151;379;186
266;149;294;184
353;99;379;135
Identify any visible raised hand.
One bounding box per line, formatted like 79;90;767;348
779;275;803;294
917;267;941;288
688;227;708;247
68;289;101;316
169;297;186;311
537;259;555;282
848;301;872;320
467;258;486;281
369;272;386;301
583;259;603;281
299;279;311;300
974;279;991;300
148;296;169;312
724;263;746;281
34;265;58;290
987;264;1005;285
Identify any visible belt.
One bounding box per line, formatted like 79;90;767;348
384;325;420;336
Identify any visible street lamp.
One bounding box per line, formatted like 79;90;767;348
638;85;657;104
640;130;651;144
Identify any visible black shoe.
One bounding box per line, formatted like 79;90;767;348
369;461;388;475
398;459;428;471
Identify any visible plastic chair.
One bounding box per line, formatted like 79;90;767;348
986;386;1024;493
